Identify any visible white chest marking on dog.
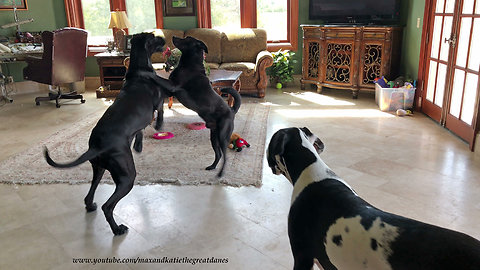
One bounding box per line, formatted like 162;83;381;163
324;216;399;270
291;130;356;204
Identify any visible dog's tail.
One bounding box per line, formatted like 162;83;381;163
44;146;98;169
221;87;241;114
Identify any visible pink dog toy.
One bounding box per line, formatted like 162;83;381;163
152;132;174;140
187;122;206;130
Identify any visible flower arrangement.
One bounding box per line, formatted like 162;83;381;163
162;46;210;76
163;47;182;72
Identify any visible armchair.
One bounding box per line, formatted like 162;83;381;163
23;27;88;108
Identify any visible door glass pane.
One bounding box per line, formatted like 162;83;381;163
436;0;445;13
445;0;455;12
427;61;438;102
468;18;480;71
461;73;478;125
211;0;241;31
440;16;453;61
431;16;443;58
435;63;448;106
81;0;111;45
450;69;466;118
257;0;287;41
126;0;156;34
456;17;472;68
463;0;475;14
476;0;480;14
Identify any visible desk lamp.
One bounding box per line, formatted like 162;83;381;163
108;11;131;52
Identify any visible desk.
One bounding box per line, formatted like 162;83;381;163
0;45;43;103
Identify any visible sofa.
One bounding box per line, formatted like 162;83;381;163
148;28;274;98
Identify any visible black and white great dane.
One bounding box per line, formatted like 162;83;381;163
267;127;480;270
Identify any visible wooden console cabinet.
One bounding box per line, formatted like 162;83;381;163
94;52;128;98
301;25;403;98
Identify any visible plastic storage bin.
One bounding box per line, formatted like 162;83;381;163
375;83;415;112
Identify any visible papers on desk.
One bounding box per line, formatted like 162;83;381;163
0;43;43;63
8;43;43;54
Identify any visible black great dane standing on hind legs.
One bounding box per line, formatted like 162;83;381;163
44;33;177;235
267;127;480;270
168;36;241;177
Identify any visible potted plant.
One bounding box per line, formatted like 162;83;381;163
267;50;296;89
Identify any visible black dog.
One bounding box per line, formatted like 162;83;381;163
44;33;176;235
267;127;480;270
169;36;241;177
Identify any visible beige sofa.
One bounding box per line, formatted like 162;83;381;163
149;28;273;98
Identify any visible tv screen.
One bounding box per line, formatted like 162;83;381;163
309;0;401;24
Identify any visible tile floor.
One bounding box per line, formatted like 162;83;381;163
1;85;479;270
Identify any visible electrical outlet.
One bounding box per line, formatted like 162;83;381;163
417;18;421;28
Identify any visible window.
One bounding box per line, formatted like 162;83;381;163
81;0;111;45
257;0;287;42
126;0;157;34
198;0;298;51
64;0;163;53
210;0;241;30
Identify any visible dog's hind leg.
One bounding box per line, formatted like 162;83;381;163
216;118;233;178
133;131;143;153
84;160;105;212
102;151;136;235
205;128;222;171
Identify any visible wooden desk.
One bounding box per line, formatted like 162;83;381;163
156;69;242;108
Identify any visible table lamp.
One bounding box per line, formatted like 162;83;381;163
108;11;131;52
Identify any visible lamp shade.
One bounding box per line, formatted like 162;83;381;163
108;11;132;29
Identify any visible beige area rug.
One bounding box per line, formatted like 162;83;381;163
0;102;269;187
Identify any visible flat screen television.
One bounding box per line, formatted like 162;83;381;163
309;0;401;25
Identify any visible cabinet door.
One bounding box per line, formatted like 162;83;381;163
323;41;354;86
360;42;384;88
303;39;322;81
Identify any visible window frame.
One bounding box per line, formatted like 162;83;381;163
196;0;298;51
64;0;164;56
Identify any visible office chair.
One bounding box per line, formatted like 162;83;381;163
23;27;88;108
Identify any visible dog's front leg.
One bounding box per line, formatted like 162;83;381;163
133;131;143;153
154;101;164;131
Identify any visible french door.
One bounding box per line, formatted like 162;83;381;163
420;0;480;150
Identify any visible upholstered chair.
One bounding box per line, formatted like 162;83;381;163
24;27;88;108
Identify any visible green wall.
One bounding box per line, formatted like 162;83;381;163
0;0;68;81
400;0;425;80
0;1;426;81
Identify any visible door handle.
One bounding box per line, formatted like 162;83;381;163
444;34;457;47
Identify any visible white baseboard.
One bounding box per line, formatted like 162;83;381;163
10;77;101;95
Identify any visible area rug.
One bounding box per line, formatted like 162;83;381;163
0;102;269;187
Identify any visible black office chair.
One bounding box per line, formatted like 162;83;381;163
23;27;88;108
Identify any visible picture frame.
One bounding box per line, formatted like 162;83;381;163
123;35;133;53
0;0;27;10
164;0;195;16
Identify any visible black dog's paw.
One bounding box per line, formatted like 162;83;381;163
113;224;129;235
85;203;97;212
205;165;216;170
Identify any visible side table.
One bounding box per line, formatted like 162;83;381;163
94;52;129;98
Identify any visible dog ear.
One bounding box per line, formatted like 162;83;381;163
266;130;288;174
197;40;208;53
